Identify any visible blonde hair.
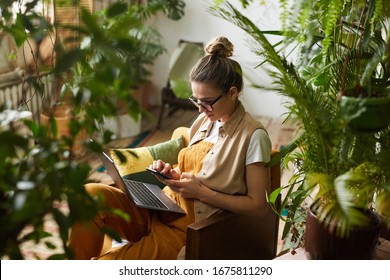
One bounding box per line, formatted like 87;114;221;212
190;36;243;93
204;36;234;57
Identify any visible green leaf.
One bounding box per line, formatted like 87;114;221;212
54;49;85;74
268;187;283;204
106;1;128;18
101;227;122;243
80;8;102;38
314;72;330;87
266;134;302;167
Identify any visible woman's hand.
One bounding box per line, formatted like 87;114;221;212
149;160;180;181
164;172;204;199
167;163;271;217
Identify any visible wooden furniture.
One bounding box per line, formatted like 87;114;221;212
185;151;281;260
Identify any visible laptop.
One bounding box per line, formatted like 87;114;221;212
99;150;186;214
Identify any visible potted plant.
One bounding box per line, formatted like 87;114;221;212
0;0;185;259
212;0;390;259
329;0;390;132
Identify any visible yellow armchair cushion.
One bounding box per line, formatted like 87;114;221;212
109;135;184;177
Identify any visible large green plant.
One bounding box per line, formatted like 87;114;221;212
212;0;390;251
61;2;167;126
0;0;185;259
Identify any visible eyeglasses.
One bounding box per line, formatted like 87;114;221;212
188;94;224;112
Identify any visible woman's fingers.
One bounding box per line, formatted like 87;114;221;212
151;160;166;171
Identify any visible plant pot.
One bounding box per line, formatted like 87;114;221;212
305;205;381;259
340;95;390;132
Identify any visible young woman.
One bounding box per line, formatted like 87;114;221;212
68;36;272;260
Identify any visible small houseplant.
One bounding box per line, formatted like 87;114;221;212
212;0;390;258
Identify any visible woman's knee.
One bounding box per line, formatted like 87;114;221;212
84;183;127;207
84;183;120;197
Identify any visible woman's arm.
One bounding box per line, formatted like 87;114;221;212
166;162;270;217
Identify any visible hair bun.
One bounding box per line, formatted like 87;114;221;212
204;36;234;58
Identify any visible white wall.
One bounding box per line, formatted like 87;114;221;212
147;0;288;120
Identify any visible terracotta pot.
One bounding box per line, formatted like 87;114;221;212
40;103;86;156
305;205;381;259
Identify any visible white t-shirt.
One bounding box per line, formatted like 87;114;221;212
204;121;272;165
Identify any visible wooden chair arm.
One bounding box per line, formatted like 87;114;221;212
185;208;279;260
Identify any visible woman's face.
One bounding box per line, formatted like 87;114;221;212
190;82;237;123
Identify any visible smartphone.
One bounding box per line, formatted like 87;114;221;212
146;167;170;179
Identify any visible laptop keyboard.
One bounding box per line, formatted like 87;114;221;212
124;179;168;209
